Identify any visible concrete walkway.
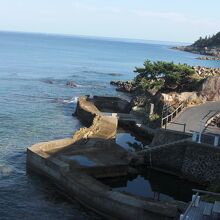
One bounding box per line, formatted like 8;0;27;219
167;101;220;133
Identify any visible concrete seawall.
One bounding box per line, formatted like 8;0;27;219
143;138;220;185
27;96;180;220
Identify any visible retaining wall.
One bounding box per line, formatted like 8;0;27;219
144;140;220;185
150;129;191;146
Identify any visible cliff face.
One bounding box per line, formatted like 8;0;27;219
160;76;220;106
175;31;220;59
199;76;220;101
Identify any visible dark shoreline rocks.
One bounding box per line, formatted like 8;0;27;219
197;56;220;61
110;80;138;93
173;45;220;60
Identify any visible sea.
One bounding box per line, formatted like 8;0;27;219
0;31;219;220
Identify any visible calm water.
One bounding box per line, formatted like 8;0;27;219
0;31;220;219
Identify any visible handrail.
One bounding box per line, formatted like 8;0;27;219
161;101;186;128
192;189;220;197
181;192;199;220
181;189;220;219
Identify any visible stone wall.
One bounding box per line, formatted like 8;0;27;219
145;140;187;173
150;129;191;146
182;142;220;185
143;139;220;185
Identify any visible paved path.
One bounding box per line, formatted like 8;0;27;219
167;101;220;133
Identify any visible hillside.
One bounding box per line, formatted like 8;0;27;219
175;31;220;60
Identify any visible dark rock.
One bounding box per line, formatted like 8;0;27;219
197;56;220;61
110;80;137;93
66;81;77;88
108;73;123;76
41;79;54;84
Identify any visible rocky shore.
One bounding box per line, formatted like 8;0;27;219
110;66;220;128
197;56;220;61
110;80;138;93
174;45;220;60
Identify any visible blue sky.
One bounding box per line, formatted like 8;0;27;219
0;0;219;42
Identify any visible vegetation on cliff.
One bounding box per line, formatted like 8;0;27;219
175;31;220;59
192;31;220;48
134;60;197;92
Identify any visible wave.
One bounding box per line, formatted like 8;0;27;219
80;70;123;76
60;97;79;104
0;164;13;177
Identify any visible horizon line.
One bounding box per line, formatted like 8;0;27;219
0;29;191;46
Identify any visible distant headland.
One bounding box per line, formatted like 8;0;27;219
174;31;220;60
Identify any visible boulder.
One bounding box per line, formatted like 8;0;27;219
161;92;199;104
199;76;220;101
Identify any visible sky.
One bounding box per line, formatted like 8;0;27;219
0;0;219;43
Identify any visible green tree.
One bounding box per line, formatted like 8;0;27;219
134;60;195;91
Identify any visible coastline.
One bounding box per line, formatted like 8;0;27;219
173;46;220;61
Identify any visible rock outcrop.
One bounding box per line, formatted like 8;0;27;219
199;76;220;101
174;31;220;59
175;45;220;59
156;76;220;107
110;80;138;93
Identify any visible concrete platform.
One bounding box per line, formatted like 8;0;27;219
27;96;180;220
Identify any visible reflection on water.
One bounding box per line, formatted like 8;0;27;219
116;128;150;152
100;169;203;202
114;130;203;203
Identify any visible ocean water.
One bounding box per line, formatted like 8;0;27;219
0;31;220;220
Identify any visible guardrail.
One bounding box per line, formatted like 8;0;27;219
161;101;186;128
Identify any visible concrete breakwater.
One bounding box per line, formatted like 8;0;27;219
27;96;180;220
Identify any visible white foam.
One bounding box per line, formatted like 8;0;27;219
63;97;79;104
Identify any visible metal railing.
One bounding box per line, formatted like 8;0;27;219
192;131;220;147
180;192;199;220
180;189;220;220
161;101;186;128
